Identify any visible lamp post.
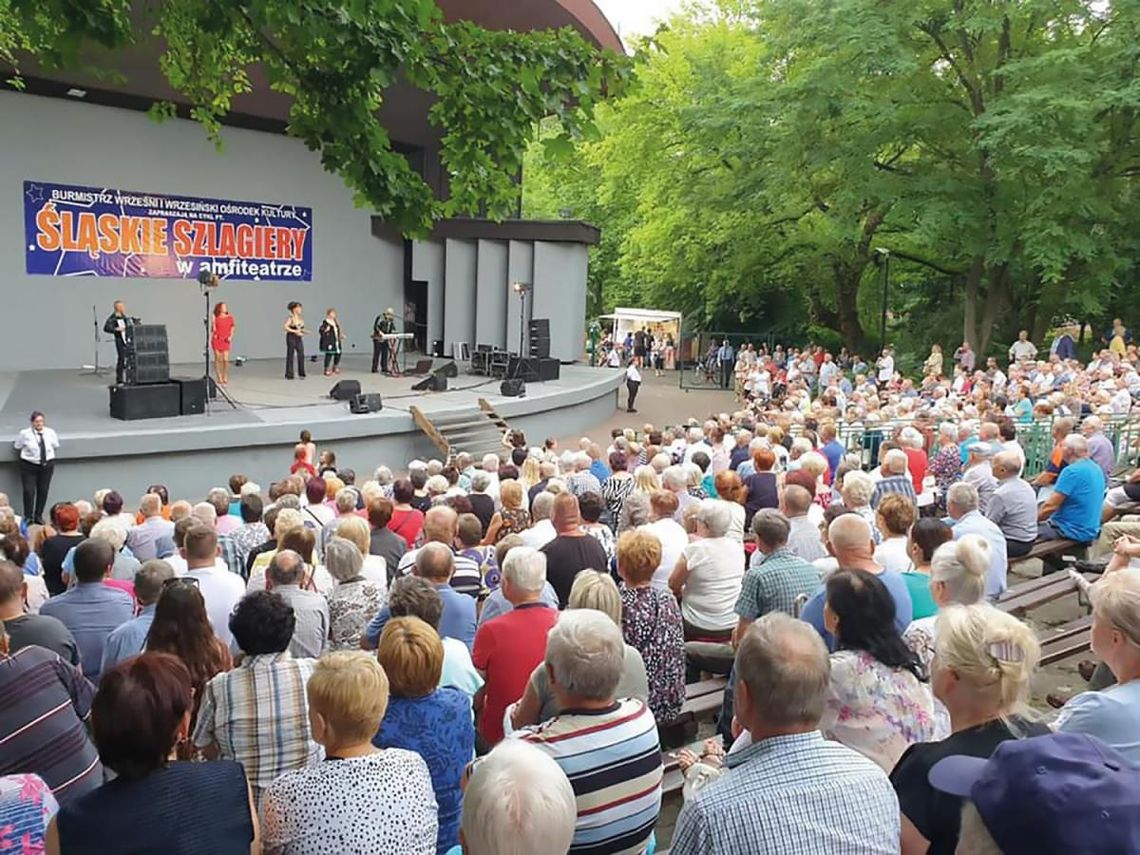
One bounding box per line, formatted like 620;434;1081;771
874;248;891;346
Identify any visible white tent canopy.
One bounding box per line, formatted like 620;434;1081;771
600;307;683;341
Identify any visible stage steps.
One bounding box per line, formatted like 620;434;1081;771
409;402;510;461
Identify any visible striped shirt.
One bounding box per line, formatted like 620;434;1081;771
397;546;485;599
0;646;102;804
519;698;662;855
671;731;899;855
870;474;917;510
191;652;321;802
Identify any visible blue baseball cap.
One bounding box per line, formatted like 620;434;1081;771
928;732;1140;854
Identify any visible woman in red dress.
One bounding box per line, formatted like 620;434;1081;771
210;302;236;386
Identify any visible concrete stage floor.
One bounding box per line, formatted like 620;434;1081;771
0;354;624;502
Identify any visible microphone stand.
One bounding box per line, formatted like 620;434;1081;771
79;304;109;376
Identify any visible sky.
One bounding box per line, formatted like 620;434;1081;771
594;0;687;44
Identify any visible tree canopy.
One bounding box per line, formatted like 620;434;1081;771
1;0;631;235
524;0;1140;363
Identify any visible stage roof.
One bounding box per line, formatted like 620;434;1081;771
6;0;623;148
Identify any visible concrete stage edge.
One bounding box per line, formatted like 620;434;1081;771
0;356;624;503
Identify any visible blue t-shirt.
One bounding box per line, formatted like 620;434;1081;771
1055;681;1140;767
365;583;477;650
374;688;474;854
822;439;845;480
800;569;914;651
1051;457;1105;543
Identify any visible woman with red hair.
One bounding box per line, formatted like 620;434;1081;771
714;470;747;542
742;448;778;529
39;503;84;596
210;302;235;386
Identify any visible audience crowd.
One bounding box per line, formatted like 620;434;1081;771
4;327;1140;853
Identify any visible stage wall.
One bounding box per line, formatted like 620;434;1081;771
0;91;405;371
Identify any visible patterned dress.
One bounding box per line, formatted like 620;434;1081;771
620;584;686;723
601;475;635;527
496;507;531;541
929;445;962;511
328;579;386;650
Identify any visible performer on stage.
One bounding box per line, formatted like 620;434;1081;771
14;410;59;525
103;300;134;384
319;308;344;376
284;301;310;380
372;307;398;374
210;302;235;386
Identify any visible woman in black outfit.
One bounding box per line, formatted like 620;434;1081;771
283;302;310;379
39;503;85;595
318;308;344;376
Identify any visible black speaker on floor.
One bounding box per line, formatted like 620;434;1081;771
501;379;525;397
436;361;458;378
171;376;206;415
350;393;383;413
411;358;434;375
529;337;551;359
411;375;433;391
329;379;362;401
508;356;560;382
109;383;180;420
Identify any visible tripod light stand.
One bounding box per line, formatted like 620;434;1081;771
198;270;238;413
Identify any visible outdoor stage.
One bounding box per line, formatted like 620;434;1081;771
0;353;624;502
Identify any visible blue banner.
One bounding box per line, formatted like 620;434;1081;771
23;180;313;281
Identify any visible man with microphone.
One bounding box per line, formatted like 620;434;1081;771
103;300;138;385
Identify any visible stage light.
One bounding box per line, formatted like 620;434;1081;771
511;281;531;296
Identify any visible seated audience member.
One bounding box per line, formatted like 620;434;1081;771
960;441;998;512
395;506;483;600
326;537;384;651
927;732;1140;854
540;494;608;608
639;491;688;590
458;739;577;855
476;536;559;626
512;570;648;728
0;558;80;666
899;518;953;621
374;617;473;853
0;621;101;804
741;448;778;529
125;493;173;563
86;518;141;583
50;653;257;853
945;482;1008;598
1055;569;1140;764
800;514;914;649
840;469;882;543
1103;468;1140;524
387;576;482;698
820;568;935;770
230;493;269;571
669;499;745;641
261;650;438;855
873;493;918;573
892;603;1045;854
178;525;246;648
265;549;329;659
986;450;1038;557
482;480;531;545
39;539;132;683
781;483;826;562
736;509;821;631
366;498;407;581
671;614;900;854
192;591;322;804
1031;417;1075;490
0;527;49;614
870;449;917;510
472;547;558;747
1038;434;1106;544
518;610;662;855
713;470;747;543
616;530;686;723
333;515;389;588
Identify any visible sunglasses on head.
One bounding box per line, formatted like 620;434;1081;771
163;576;200;589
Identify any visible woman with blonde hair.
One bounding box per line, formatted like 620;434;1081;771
713;470;746;543
632;465;660;494
510;570;648;728
481;480;530;544
891;603;1046;854
519;456;542;493
797;450;831;509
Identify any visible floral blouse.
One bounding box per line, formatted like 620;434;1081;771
496;508;531;541
820;649;936;771
929;445;962;507
620;584;686;723
328;579;386;650
0;774;57;854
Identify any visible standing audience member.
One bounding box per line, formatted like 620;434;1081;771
518;610;662;855
0;559;79;666
388;479;426;547
472;547;558;747
229;494;270;571
640;491;688;590
386;576;483;699
260;651;437;855
100;559;174;672
192;591;322;804
367;498;407;580
820;569;935;770
540;494;608;608
39;539;132;683
265;549;329;659
617;530;686;724
671;614;900;854
986;450;1039;557
333;515;389;589
374;617;473;854
50;653;257;853
892;603;1044;854
669;500;746;641
0;622;101;804
482;480;531;544
182;525;245;648
741;448;779;529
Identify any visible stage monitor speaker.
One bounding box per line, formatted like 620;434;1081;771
109;382;180;421
411;358;434;375
329;379;362;401
429;375;448;392
508;356;560;382
350;393;383;414
500;379;526;397
435;362;458;379
171;376;206;415
410;375;433;391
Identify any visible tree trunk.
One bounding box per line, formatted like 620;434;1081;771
831;260;867;351
963;255;985;351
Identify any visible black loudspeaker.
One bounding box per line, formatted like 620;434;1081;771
109;383;180;420
329;379;362;400
429;375;448;392
529;337;551;359
411;375;433;391
500;379;526;397
528;318;550;338
435;362;458;378
172;377;206;415
508;356;560;382
411;358;434;375
350;393;383;413
431;339;445;357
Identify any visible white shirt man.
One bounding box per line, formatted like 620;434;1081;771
183;528;245;647
877;352;894;384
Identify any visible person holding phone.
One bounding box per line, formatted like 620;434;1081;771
283;302;311;380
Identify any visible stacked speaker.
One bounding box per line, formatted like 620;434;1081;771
528;318;551;359
131;324;170;385
110;324;180;420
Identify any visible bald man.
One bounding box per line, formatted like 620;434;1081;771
394;505;483;600
986;451;1038;558
797;515;913;650
540;493;607;608
781;484;826;563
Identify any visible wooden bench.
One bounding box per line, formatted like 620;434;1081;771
664;677;728;728
997;571;1098;617
1007;538;1085;571
1039;615;1094;666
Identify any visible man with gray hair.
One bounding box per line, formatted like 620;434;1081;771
871;448;917;510
987;451;1039;558
1038;433;1106;545
961;441;998;512
736;510;822;640
519;609;662;855
473;546;558;746
265;548;328;659
672;614;898;853
520;491;557;550
208;487;239;536
565;452;601;498
947;482;1008;597
1080;414;1115;480
126;492;174;561
101;559;174;671
781;484;826;562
